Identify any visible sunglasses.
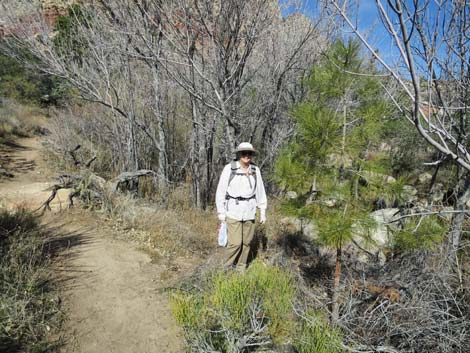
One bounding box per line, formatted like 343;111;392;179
240;151;254;157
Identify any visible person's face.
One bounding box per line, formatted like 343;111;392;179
239;151;254;163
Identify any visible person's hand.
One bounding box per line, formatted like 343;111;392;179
260;209;266;224
218;213;226;222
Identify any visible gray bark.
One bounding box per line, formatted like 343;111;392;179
448;174;470;267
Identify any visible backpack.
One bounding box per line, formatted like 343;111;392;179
225;161;257;201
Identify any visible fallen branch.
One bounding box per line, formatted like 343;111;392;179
386;209;469;224
37;169;158;213
109;169;156;192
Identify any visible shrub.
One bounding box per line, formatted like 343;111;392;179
0;210;61;352
293;312;345;353
0;49;65;106
171;261;296;352
392;216;448;250
171;261;345;352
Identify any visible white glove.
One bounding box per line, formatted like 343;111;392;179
260;209;266;224
218;213;226;222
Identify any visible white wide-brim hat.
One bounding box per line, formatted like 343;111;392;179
235;142;256;154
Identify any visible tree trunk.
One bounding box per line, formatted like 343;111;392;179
225;121;236;161
152;65;168;191
448;173;470;269
190;101;203;209
202;117;217;209
331;246;342;324
128;113;139;171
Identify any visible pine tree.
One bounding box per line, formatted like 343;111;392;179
275;39;399;323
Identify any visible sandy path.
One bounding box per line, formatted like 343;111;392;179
0;137;66;210
0;137;184;353
56;219;183;353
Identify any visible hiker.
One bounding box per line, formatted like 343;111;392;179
215;142;267;270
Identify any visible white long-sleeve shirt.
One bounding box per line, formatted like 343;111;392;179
215;161;267;221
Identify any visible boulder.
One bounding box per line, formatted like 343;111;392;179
350;208;401;265
279;217;318;240
369;208;401;244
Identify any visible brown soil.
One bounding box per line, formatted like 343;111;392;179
0;137;184;353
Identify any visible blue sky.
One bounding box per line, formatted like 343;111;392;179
282;1;461;77
280;0;402;65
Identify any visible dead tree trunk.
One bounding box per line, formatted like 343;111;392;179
448;173;470;269
152;64;168;190
189;98;204;209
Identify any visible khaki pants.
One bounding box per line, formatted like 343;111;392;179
225;217;255;269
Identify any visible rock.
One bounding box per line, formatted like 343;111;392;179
441;206;455;221
401;185;418;204
302;221;318;240
279;217;302;234
370;208;401;243
279;217;318;240
323;199;337;207
349;208;401;266
286;191;298;199
378;142;392;152
430;183;444;203
418;172;432;184
402;185;417;195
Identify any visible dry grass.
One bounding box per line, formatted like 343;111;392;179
0;208;62;353
0;98;47;143
100;185;218;262
264;199;470;353
100;188;287;267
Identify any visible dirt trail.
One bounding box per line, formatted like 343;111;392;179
0;137;65;210
0;137;184;353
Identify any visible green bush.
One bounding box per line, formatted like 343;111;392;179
392;216;448;250
0;52;62;105
171;261;344;352
0;210;61;352
293;312;345;353
171;261;296;352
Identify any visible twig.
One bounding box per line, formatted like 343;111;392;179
386;209;469;224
